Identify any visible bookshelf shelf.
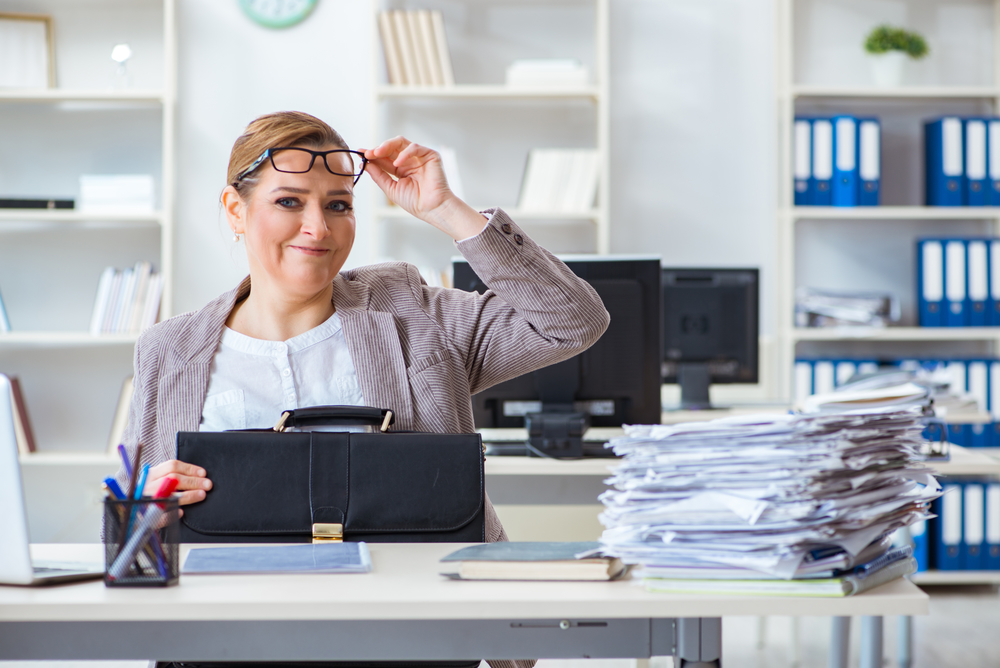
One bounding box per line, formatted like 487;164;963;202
19;451;119;467
791;85;1000;100
0;89;166;104
376;206;601;222
911;570;1000;585
0;332;139;346
377;84;600;100
792;327;1000;342
789;206;1000;221
370;0;611;263
0;210;165;225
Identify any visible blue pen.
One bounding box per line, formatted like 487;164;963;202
117;444;133;484
134;464;150;499
102;477;126;500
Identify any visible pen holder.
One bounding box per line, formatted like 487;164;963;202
103;495;180;587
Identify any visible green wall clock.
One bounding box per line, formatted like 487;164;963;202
239;0;318;29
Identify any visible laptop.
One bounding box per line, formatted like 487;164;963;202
0;374;105;585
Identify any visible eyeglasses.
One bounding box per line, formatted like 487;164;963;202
235;147;368;185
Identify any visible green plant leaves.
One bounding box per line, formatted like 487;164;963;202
864;25;929;59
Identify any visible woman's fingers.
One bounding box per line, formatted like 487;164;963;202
143;459;212;505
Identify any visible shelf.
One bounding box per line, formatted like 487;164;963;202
792;86;1000;100
792;327;1000;342
0;332;139;346
0;210;165;225
376;84;601;100
911;570;1000;585
0;89;166;103
927;445;1000;476
376;207;600;222
789;206;1000;220
19;451;119;467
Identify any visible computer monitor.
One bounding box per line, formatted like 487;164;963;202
661;267;759;410
453;255;662;458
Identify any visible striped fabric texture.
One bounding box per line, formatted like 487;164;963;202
116;208;609;668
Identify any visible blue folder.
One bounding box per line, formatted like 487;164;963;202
810;118;833;205
986;483;1000;570
989;119;1000;205
832;115;859;207
967;239;990;326
925;117;965;206
944;239;968;326
965;119;989;206
917;239;945;327
934;486;964;570
964;481;987;570
992;240;1000;325
910;520;930;572
858;117;881;206
947;423;966;446
793;118;812;206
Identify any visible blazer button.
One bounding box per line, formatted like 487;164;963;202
514;233;523;245
500;222;512;234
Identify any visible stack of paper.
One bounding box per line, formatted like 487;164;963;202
79;175;155;214
505;59;589;87
794;287;900;328
599;406;940;582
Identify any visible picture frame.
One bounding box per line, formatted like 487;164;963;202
0;13;55;88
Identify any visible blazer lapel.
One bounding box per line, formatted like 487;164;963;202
332;275;414;431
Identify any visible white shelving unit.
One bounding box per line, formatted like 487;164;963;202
0;0;176;460
369;0;610;268
775;0;1000;400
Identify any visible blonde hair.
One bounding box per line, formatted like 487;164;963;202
224;111;348;200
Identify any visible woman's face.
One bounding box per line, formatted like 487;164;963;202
236;146;357;301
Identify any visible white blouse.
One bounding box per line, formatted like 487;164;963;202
199;311;366;432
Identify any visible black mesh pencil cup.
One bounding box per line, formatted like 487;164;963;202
104;496;180;587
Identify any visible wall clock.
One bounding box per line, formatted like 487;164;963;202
239;0;318;29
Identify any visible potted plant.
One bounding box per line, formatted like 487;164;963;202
864;25;929;87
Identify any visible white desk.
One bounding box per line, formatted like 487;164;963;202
0;543;927;666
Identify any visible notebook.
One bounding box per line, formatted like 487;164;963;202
0;374;104;585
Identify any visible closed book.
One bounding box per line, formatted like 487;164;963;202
925;118;964;206
126;261;152;334
0;198;73;209
8;376;36;454
106;375;133;453
391;11;419;87
183;543;372;574
416;10;442;86
644;557;917;597
405;11;432;86
140;273;163;330
440;541;626;581
377;11;405;85
89;266;115;336
430;11;454;86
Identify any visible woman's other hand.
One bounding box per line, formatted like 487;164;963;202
142;460;212;516
363;137;487;241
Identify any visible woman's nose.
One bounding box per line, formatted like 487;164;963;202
301;202;329;238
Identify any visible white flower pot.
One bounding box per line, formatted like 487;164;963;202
869;51;907;87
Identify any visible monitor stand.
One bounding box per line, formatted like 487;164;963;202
525;409;589;458
679;363;714;410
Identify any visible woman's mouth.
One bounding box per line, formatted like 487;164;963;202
290;245;330;257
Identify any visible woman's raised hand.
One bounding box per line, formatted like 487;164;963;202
363;137;487;241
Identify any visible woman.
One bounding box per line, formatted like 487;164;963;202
114;108;607;550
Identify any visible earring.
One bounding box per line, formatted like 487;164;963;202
233;233;240;242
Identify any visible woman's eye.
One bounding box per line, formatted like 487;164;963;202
327;200;353;213
276;197;300;208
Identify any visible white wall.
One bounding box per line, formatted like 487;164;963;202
171;0;780;348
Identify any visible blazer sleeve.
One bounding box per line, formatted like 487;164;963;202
416;207;610;395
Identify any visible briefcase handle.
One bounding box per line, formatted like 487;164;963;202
273;406;395;433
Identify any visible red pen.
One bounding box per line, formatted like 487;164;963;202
153;476;179;500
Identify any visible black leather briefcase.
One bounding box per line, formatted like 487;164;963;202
176;406;485;545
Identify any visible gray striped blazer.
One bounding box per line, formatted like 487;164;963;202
118;208;608;667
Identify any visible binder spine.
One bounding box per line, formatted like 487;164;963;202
917;239;945;327
858;118;881;206
926;118;964;206
986;483;1000;570
965;119;989;206
794;118;812;206
832;116;859;207
944;239;968;326
989;119;1000;205
811;119;833;205
935;485;964;570
967;239;989;326
964;481;986;570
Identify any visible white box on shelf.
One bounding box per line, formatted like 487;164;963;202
505;59;588;87
79;174;155;214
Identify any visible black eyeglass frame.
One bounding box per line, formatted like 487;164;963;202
234;147;368;185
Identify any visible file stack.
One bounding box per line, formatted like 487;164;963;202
599;406;939;582
794;115;881;206
921;479;1000;572
925;117;1000;206
917;237;1000;327
795;287;899;328
89;261;163;335
795;358;995;447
